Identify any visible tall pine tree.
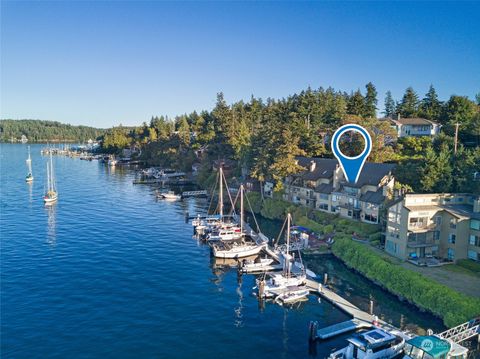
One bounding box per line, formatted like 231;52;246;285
419;85;441;120
364;82;378;118
397;87;419;118
383;91;396;118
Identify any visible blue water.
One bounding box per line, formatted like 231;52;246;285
1;144;446;358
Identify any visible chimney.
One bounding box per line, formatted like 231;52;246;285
309;160;316;172
474;197;480;213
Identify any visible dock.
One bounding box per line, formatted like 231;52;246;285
305;278;401;340
181;190;208;198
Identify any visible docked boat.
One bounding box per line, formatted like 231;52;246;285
402;335;468;359
206;226;243;242
156;190;181;201
256;213;308;299
108;155;117;166
210;184;268;259
240;256;282;274
43;153;58;204
274;286;309;305
25;146;34;182
328;327;406;359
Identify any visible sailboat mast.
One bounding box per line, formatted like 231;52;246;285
50;153;55;192
219;166;223;218
47;162;51;191
240;184;244;233
286;213;291;277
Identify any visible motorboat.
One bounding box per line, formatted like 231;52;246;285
274;286;309;305
156;190;181;201
402;335;468;359
328;327;406;359
240;256;283;274
207;227;243;242
211;240;266;259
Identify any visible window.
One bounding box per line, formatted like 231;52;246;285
319;193;329;200
448;248;455;260
471;219;480;230
386;240;397;254
347;210;353;217
332;195;338;202
409;217;428;228
364;213;378;223
434;216;442;225
433;231;440;241
448;234;456;244
470;235;480;246
468;250;479;261
318;203;329;211
331;206;337;213
450;219;457;229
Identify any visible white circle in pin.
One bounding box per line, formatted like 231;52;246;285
333;126;370;160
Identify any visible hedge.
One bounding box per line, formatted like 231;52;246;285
331;237;480;327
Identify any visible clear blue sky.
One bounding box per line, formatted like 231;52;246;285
1;1;479;128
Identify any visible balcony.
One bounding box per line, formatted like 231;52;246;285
407;238;436;248
408;223;437;232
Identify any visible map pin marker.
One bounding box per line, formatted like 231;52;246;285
331;124;372;184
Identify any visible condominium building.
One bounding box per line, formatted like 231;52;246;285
385;193;480;263
283;157;395;224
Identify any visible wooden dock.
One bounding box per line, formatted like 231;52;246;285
181;190;208;198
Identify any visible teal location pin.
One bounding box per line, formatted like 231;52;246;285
331;124;372;184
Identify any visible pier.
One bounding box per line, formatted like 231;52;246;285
305;278;401;340
181;190;208;198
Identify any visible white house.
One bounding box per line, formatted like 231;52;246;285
389;116;440;138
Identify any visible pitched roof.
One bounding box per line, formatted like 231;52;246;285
360;189;385;204
348;162;395;188
390;118;438;126
294;157;394;187
295;157;337;181
316;183;334;194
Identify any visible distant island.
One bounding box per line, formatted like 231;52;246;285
0;119;105;143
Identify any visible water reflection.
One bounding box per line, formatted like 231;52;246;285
45;204;57;245
27;181;33;204
234;274;244;328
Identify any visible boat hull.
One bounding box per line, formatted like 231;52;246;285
212;244;264;259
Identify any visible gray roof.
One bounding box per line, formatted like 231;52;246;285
316;183;334;194
295;157;394;187
347;162;395;188
360;189;385;204
442;204;480;220
390;118;438;126
296;157;337;181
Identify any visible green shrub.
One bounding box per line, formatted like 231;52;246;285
457;259;480;274
369;232;382;242
244;192;262;213
323;224;334;234
260;198;292;220
332;238;480;327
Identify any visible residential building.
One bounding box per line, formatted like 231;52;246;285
283;157;395;224
389;116;441;137
385;193;480;263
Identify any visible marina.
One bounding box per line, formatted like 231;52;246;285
2;144;479;358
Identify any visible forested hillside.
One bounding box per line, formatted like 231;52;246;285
0;120;105;142
100;84;480;194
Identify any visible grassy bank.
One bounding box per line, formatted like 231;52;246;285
332;237;480;327
245;192;480;327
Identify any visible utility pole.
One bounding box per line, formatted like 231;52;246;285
454;122;460;154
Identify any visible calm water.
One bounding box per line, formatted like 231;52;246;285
1;144;446;358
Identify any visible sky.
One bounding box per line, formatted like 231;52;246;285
1;1;479;128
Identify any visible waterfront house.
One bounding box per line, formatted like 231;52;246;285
385;193;480;264
283;157;395;224
388;116;440;138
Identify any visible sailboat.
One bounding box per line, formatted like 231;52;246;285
44;153;58;204
210;184;268;259
256;213;308;301
25;146;34;182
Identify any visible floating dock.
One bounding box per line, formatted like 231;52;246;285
305;278;401;340
181;190;208;198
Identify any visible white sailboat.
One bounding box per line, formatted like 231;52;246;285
44;153;58;204
25;146;34;182
256;213;308;301
211;184;267;259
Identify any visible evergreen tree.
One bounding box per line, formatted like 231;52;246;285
397;87;420;118
364;82;378;118
419;85;442;120
420;144;452;192
347;90;365;116
383;91;396;118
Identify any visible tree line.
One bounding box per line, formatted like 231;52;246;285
99;83;480;194
0;120;105;143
